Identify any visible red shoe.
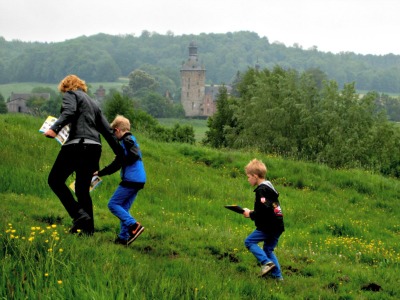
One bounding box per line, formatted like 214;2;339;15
127;223;145;245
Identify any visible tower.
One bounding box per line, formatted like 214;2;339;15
180;42;206;117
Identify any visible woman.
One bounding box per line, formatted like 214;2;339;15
44;74;122;235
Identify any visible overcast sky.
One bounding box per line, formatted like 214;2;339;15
1;0;398;55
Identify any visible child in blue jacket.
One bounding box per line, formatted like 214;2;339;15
95;115;146;245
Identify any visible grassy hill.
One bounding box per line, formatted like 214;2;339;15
1;114;399;299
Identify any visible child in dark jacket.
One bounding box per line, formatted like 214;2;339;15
95;115;146;245
243;159;285;280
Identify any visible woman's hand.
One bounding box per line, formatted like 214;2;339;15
43;129;57;138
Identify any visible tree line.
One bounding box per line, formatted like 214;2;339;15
204;66;400;178
1;60;399;176
1;31;400;95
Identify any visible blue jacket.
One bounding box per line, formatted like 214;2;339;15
98;132;146;187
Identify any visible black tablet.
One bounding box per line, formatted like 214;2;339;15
224;205;244;214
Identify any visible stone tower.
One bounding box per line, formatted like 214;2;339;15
180;42;206;117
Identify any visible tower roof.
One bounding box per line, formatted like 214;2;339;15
181;42;205;71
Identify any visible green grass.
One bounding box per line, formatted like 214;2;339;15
1;114;399;299
0;79;127;99
0;82;57;98
157;118;208;142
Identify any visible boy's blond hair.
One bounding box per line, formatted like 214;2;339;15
245;159;267;178
58;74;88;93
110;115;131;132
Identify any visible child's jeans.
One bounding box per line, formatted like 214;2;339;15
108;185;140;240
245;229;283;278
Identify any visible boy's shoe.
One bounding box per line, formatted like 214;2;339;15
269;275;284;282
127;222;145;245
69;209;91;234
114;236;128;246
260;262;276;277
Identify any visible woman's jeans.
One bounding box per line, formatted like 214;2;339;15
48;143;101;232
108;185;140;240
245;229;283;278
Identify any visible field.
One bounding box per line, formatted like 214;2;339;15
0;80;127;99
157;118;209;141
1;114;399;299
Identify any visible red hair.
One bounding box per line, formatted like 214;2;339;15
58;74;88;93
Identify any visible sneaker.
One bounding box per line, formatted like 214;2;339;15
270;275;284;282
127;222;145;245
260;262;276;277
69;209;91;234
114;236;128;245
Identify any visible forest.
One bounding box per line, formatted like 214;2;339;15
204;66;400;178
1;31;400;95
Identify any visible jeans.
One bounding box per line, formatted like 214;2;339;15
48;143;101;233
108;185;141;240
245;229;283;278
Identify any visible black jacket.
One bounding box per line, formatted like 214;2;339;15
250;181;285;234
50;89;122;156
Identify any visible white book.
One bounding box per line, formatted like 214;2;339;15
39;116;70;145
69;176;103;193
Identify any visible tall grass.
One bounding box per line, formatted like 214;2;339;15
1;114;399;299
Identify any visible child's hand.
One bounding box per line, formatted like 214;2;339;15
93;171;98;176
243;208;251;218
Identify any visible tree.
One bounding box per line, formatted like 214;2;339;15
26;96;48;116
123;69;158;98
204;65;400;177
137;91;177;118
0;93;7;113
377;93;400;121
137;64;179;101
102;92;135;122
203;86;236;148
171;123;195;144
41;96;62;116
29;86;62;116
304;68;328;90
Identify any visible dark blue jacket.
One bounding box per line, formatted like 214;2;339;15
98;132;146;188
